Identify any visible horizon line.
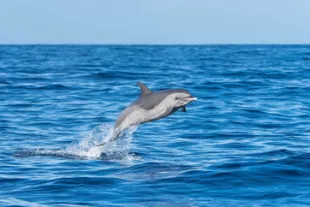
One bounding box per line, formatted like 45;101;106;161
1;43;310;45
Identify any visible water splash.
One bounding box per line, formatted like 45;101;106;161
65;123;115;159
15;123;140;161
66;123;139;160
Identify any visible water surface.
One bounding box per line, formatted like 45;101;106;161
1;45;310;206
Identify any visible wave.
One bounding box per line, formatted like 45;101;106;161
91;71;150;80
9;83;72;90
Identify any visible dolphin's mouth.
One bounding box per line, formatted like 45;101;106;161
183;96;197;102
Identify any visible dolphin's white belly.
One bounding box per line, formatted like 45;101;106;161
118;107;144;130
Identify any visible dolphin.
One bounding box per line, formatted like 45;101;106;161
98;82;197;146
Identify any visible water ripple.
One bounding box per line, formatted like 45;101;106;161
1;45;310;206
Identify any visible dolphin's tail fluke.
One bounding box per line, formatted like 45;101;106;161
96;128;121;147
96;142;107;147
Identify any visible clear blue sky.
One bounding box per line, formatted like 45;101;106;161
1;0;310;44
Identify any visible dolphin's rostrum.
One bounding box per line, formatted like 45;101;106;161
98;82;197;146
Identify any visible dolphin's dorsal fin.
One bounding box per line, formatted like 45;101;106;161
137;82;152;97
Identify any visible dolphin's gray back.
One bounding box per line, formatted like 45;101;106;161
135;89;189;110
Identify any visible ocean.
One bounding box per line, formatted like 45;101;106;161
1;45;310;206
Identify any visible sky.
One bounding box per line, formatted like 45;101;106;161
0;0;310;44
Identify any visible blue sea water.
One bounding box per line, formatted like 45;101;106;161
0;45;310;206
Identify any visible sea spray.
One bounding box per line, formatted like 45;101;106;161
65;123;115;159
15;123;139;161
65;123;139;160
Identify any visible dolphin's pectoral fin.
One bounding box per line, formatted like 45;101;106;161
137;82;152;97
181;106;186;112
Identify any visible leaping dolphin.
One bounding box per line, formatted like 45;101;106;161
98;82;197;146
